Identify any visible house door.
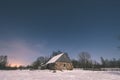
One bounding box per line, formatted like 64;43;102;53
63;64;67;70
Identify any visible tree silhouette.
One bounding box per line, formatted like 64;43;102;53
0;55;8;69
78;52;92;69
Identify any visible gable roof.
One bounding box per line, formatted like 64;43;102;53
46;53;64;64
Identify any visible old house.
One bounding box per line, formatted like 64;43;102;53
46;53;73;70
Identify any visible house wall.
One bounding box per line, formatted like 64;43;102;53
55;62;73;70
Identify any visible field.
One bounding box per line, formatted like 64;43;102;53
0;69;120;80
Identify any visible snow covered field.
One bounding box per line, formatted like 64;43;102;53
0;69;120;80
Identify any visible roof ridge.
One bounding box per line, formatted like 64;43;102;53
46;53;64;64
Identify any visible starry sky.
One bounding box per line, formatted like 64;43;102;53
0;0;120;66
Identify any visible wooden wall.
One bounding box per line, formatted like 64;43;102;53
55;62;73;70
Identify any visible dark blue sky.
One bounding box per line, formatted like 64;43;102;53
0;0;120;66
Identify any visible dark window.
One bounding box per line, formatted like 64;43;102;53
63;64;66;67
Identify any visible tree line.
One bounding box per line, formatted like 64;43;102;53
0;51;120;70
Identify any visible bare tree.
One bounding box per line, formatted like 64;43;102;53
0;55;8;69
78;52;92;68
117;35;120;49
32;56;49;69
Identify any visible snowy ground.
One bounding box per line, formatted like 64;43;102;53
0;69;120;80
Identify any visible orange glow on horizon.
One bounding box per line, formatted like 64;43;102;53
9;59;26;67
10;62;24;67
10;64;21;67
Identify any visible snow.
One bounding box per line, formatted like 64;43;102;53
0;69;120;80
46;53;64;64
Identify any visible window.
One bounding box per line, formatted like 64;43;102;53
63;64;66;67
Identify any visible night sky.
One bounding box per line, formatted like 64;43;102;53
0;0;120;66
